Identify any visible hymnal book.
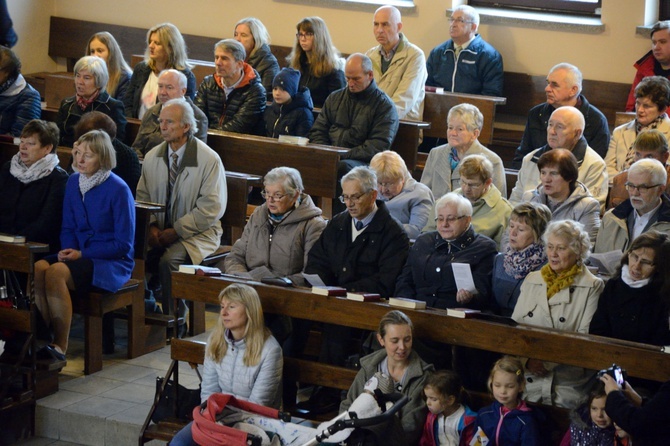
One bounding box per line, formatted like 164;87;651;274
446;308;481;319
178;265;222;276
388;297;427;310
312;286;347;296
0;233;26;244
346;292;382;302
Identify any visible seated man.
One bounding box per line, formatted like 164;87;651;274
511;63;610;168
626;20;670;111
364;5;426;121
595;158;670;253
136;98;227;320
132;69;208;158
426;5;503;97
194;39;266;135
0;46;40;137
608;130;670;209
509;106;608;207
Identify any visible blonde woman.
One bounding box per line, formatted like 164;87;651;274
170;283;283;446
85;32;132;101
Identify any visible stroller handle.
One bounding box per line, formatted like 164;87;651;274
339;393;409;429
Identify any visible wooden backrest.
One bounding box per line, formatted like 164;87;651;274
504;168;519;198
615;111;636;127
0;243;48;274
44;73;74;109
284;358;358;391
0;307;32;334
171;338;207;364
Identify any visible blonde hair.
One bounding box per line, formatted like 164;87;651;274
76;129;116;171
288;17;342;78
487;356;526;397
206;284;270;366
86;32;132;97
370;150;411;182
145;23;191;72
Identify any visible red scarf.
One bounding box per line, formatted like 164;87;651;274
76;89;100;111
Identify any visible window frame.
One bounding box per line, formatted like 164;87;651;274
469;0;602;17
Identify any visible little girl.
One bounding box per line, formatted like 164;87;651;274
560;382;615;445
471;356;540;446
419;370;477;446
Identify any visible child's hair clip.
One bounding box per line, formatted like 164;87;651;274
516;369;522;376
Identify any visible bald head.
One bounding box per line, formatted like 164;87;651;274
345;53;374;94
373;5;402;52
546;106;585;150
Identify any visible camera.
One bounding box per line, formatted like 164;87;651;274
597;364;627;388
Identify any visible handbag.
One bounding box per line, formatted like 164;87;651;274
151;375;202;423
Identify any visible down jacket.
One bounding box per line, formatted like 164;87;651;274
308;80;398;162
56;90;127;147
0;75;41;136
264;86;314;138
247;43;280;102
224;194;326;286
194;63;266;135
625;50;667;112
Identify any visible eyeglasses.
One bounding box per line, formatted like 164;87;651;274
448;17;472;24
296;32;314;39
624;182;663;193
460;180;483;189
435;215;468;224
628;252;655;268
339;192;369;204
261;190;290;201
378;179;401;189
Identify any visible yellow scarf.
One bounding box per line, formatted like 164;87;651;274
541;263;582;299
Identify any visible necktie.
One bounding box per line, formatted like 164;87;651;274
454;45;462;59
169;152;179;193
355;220;364;231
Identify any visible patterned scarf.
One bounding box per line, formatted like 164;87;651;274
449;148;460;171
76;89;100;111
78;169;111;197
541;262;582;299
624;113;667;168
10;153;59;184
503;242;546;280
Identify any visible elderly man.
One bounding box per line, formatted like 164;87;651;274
509;106;608;206
595;158;670;253
132;69;208;158
626;21;670;111
426;5;503;97
136;98;227;321
364;5;426;121
194;39;266;135
511;63;610;168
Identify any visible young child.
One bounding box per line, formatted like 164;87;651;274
560;382;616;446
471;356;540;446
419;370;477;446
264;67;314;138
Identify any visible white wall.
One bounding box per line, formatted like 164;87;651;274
12;0;654;84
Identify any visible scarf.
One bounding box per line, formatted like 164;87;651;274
78;169;111;197
541;262;582;299
624;113;667;168
0;72;18;95
503;242;546;280
10;153;59;184
76;89;100;111
620;264;651;288
449;147;460;171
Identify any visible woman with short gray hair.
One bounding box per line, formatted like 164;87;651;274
234;17;280;101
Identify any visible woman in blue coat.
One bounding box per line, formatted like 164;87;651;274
34;129;135;361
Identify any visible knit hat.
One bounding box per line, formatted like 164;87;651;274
272;68;300;97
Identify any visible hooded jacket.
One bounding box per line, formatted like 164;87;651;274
264;86;314;138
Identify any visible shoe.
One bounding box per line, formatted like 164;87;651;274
37;344;66;362
294;386;341;416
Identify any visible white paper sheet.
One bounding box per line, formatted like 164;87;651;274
451;263;477;293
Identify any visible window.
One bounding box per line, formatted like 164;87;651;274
469;0;601;17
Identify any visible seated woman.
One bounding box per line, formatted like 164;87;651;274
56;56;127;147
395;192;498;311
234;17;280;101
523;149;601;245
604;76;670;180
0;119;68;254
286;16;345;108
492;203;551;317
590;230;670;346
420;103;506;199
33;130;135;361
370;150;434;239
170;283;283;446
340;310;434;445
123;23;196;119
85;31;133;101
444;154;512;248
512;220;604;409
0;46;41;137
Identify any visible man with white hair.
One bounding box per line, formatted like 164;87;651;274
426;5;503;97
595;158;670;253
511;63;610;168
509;106;608;206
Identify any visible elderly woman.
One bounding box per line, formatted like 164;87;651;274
170;283;283;446
370;150;434;239
33;130;135;361
234;17;280;101
590;231;670;346
0;120;68;253
493;203;551;317
286;17;345;108
56;56;127;147
421;103;506;199
0;46;41;137
86;32;132;101
395;192;498;310
605;76;670;179
512;220;604;409
123;23;196;119
340;310;433;445
523;149;600;244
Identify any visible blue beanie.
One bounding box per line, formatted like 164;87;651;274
272;68;300;97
